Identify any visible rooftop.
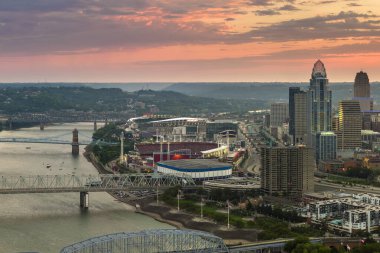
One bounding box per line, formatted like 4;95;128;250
151;117;207;123
319;131;336;136
361;130;380;135
157;159;231;170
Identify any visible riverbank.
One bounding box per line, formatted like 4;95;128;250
84;149;259;244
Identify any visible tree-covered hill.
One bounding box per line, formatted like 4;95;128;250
0;86;264;115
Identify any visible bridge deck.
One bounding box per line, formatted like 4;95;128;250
0;138;91;145
0;174;195;194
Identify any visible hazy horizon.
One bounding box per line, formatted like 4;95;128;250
0;1;379;82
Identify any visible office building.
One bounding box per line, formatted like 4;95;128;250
289;88;308;145
294;91;308;144
289;87;301;142
270;103;288;127
308;60;332;133
337;100;362;151
263;113;270;129
361;130;380;149
353;71;373;112
260;146;314;198
316;132;337;163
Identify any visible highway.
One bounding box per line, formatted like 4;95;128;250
315;179;380;194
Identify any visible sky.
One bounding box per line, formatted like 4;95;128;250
0;0;380;82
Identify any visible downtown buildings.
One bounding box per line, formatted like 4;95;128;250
263;60;375;199
288;60;336;163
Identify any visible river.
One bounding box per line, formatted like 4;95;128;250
0;122;172;253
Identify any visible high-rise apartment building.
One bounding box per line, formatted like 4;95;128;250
337;100;362;151
353;71;373;112
316;132;337;163
261;146;314;197
270;103;289;127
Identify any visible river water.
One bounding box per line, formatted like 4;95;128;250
0;123;172;253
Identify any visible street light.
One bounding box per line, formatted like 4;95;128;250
201;196;204;219
227;200;231;229
177;189;182;212
156;184;159;205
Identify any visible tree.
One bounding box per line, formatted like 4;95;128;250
284;236;310;253
292;243;331;253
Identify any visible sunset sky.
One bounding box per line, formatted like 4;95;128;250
1;0;380;82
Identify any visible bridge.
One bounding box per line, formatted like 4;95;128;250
60;229;229;253
0;129;117;154
1;173;195;209
0;137;91;145
16;230;366;253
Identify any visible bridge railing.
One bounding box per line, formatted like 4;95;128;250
0;173;195;193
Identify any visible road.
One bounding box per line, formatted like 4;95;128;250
238;122;261;174
315;179;380;194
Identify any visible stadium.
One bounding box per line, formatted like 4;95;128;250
156;159;232;181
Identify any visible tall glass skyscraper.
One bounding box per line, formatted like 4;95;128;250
307;60;332;147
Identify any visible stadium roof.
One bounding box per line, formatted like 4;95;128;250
157;159;231;170
151;117;207;123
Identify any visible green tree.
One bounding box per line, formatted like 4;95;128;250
284;236;310;253
292;243;331;253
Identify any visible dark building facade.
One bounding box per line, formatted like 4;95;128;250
261;146;315;198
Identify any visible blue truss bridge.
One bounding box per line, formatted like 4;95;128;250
0;173;195;209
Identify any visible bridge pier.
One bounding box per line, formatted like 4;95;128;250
40;123;45;130
80;191;89;209
72;128;79;155
94;120;97;131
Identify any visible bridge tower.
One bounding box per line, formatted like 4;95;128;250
72;128;79;155
94;120;97;131
40;122;45;130
80;191;89;209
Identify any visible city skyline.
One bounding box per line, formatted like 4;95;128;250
0;0;379;82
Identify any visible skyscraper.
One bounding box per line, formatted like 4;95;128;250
261;146;314;197
316;132;337;163
337;100;362;151
294;91;308;144
354;71;370;98
353;71;373;112
289;87;301;140
270;102;289;127
307;60;332;147
289;87;308;144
